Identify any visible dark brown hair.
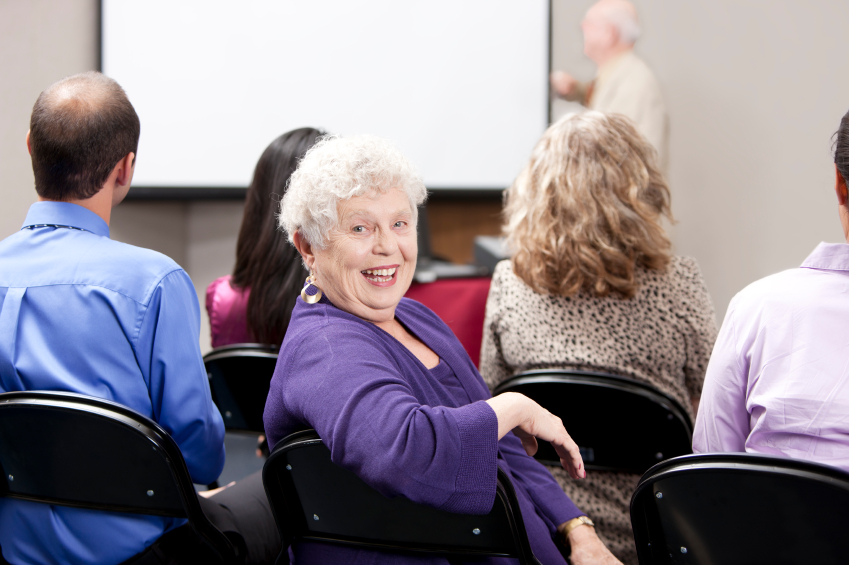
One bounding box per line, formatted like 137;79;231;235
29;71;140;201
834;108;849;184
231;127;325;345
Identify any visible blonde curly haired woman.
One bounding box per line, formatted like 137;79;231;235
480;111;718;565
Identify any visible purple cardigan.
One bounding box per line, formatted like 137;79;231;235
264;297;582;564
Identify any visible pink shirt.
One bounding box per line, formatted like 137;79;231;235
205;275;253;348
693;242;849;471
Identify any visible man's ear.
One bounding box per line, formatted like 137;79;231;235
292;231;316;271
836;164;848;206
114;152;135;187
26;130;32;155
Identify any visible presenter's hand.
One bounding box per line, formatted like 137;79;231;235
550;71;577;98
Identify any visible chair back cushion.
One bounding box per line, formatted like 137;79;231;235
494;370;692;473
0;392;185;516
263;430;528;559
204;344;278;432
631;453;849;565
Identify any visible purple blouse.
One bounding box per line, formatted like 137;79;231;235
205;275;253;348
264;296;582;564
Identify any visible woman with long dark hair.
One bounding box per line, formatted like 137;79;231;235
207;127;325;347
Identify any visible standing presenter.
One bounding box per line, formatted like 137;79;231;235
551;0;668;170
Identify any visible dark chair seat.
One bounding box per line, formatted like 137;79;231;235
0;390;240;563
204;343;278;433
262;429;542;564
493;369;693;473
630;452;849;565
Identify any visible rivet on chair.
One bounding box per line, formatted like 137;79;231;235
286;464;292;470
655;492;663;499
472;528;481;535
147;490;154;497
313;514;319;521
680;547;688;554
655;452;663;460
7;475;12;482
225;411;232;418
667;413;673;420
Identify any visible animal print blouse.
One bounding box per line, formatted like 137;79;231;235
480;257;718;564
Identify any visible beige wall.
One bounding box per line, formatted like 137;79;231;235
552;0;849;323
3;0;848;353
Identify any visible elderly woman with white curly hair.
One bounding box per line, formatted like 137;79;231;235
262;135;622;565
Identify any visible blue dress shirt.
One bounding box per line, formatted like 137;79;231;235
0;202;226;564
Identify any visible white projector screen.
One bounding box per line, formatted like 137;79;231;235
101;0;550;194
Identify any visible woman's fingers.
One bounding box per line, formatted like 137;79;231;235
539;412;586;479
554;439;586;479
486;392;586;478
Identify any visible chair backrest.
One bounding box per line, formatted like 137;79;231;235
262;430;541;565
0;390;237;562
493;370;692;473
204;343;278;432
630;453;849;565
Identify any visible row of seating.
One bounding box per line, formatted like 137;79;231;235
201;344;849;563
205;345;694;475
3;348;849;564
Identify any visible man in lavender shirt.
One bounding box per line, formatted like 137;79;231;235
693;110;849;471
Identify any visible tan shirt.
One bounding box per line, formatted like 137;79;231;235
565;51;669;171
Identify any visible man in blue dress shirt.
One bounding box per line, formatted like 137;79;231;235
0;72;233;563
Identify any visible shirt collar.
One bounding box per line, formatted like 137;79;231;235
800;242;849;272
21;201;111;238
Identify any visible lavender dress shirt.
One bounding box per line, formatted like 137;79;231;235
264;296;583;564
693;242;849;471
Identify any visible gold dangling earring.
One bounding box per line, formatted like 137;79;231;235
300;273;323;304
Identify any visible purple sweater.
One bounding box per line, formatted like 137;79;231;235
264;297;582;564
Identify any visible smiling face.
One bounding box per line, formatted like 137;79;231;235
304;187;417;326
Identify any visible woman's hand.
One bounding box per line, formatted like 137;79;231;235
564;524;622;565
486;392;585;479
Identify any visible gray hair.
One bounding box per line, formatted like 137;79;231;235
279;134;427;248
607;10;642;44
604;2;641;45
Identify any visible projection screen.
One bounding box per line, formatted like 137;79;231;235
101;1;550;195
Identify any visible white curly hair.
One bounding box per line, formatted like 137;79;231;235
279;134;428;248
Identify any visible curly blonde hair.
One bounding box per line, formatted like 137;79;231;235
505;111;672;298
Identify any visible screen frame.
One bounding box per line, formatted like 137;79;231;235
99;1;553;201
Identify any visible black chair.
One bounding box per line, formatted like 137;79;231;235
493;370;692;473
262;429;542;565
204;343;278;433
630;452;849;565
0;390;240;563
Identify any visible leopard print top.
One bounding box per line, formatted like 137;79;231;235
480;257;717;564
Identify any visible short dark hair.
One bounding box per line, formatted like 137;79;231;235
231;127;325;345
29;71;140;201
835;108;849;185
